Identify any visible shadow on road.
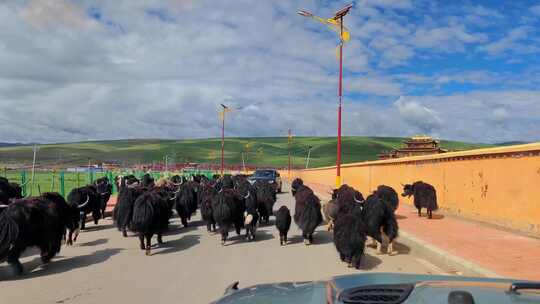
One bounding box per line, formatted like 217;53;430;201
393;241;411;255
395;214;407;220
287;235;304;245
360;254;383;270
226;229;275;246
153;234;201;255
429;214;445;220
0;248;123;281
81;223;115;232
312;230;334;246
77;238;108;247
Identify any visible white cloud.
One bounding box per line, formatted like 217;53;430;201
531;5;540;16
478;26;539;55
19;0;97;29
359;0;413;10
409;25;487;52
347;76;402;96
394;96;443;134
0;1;539;145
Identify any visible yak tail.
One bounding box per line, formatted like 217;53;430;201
0;212;19;262
299;199;322;233
383;215;399;242
131;199;154;233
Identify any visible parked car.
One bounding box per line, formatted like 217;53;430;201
247;169;282;193
212;272;540;304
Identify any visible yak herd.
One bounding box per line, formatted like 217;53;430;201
0;172;438;275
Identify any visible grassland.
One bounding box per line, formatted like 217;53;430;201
0;137;492;169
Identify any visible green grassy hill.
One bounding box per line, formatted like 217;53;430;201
0;137;492;168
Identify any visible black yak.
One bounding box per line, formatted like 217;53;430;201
255;180;276;224
323;185;364;231
113;186;145;237
333;201;368;269
220;175;234;191
290;178;303;196
0;177;23;207
373;185;399;212
116;174;139;189
402;181;438;219
94;177;113;219
199;185;218;232
275;205;291;246
131;190;173;256
141;173;155;188
362;193;399;255
0;193;80;275
173;183;197;228
212;189;245;245
293;185;322;245
67;185;103;230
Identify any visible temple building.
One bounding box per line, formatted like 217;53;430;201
378;136;447;160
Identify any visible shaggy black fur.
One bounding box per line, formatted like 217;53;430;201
255;180;276;224
0;177;23;206
212;189;245;245
373;185;399;212
199;185;218;232
275;205;291;246
113;186;145;237
141;173;155;188
293;185;322;245
0;193;80;275
290;178;304;196
402;181;438;218
333;208;367;269
94;177;113;219
67;185;103;230
131;190;173;255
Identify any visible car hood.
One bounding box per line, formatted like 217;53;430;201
212;281;327;304
213;273;540;304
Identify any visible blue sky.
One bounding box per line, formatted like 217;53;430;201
0;0;539;143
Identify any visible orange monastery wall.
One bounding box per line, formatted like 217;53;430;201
282;143;540;235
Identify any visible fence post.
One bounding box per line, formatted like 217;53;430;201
51;170;56;192
76;172;80;188
89;170;94;183
21;170;27;197
60;171;65;197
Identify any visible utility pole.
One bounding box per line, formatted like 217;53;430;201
288;129;292;182
30;144;37;196
306;146;312;169
220;103;229;176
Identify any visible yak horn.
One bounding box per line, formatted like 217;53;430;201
244;191;250;199
0;204;9;208
169;194;177;201
127;182;139;188
78;195;90;209
354;197;364;203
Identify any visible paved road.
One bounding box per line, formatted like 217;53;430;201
0;189;449;304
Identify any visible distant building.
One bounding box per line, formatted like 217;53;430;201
378;136;447;160
66;165;104;173
102;162;121;171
